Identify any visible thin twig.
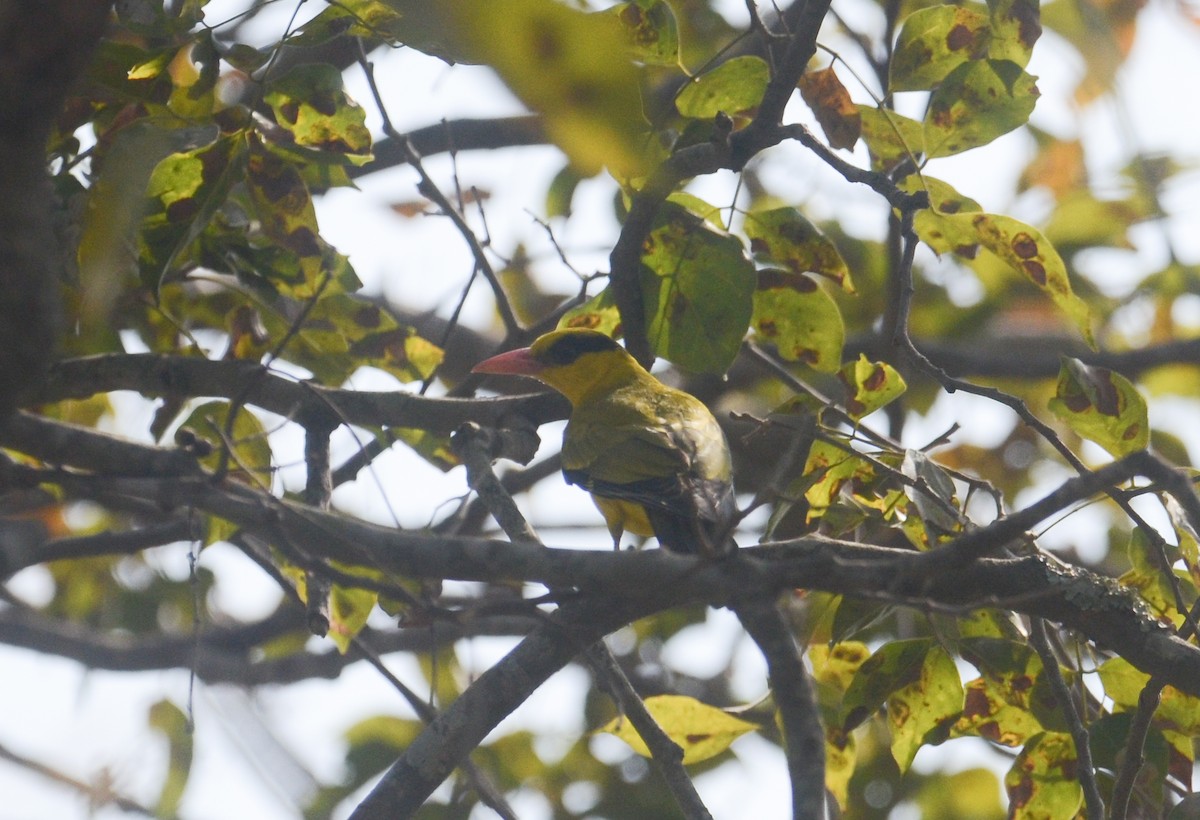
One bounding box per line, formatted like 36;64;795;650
1029;619;1103;820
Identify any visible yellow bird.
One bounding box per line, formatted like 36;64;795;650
473;328;736;555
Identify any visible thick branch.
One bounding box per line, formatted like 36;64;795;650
32;354;568;433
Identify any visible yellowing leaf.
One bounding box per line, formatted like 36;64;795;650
825;725;856;810
838;355;906;419
1048;357;1149;457
752;270;845;373
598;694;757;764
842;639;963;771
676;55;769;119
263;64;372;162
925;59;1039;157
1005;732;1083;820
328;581;378;654
810;641;872;693
912;198;1094;347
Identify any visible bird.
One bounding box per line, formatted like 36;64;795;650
473;328;737;556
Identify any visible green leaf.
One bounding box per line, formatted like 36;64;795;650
1005;732;1083;820
857;105;924;171
598;694;757;764
328;578;379;653
396;0;649;176
803;440;874;521
744;207;854;291
545;163;585;219
608;0;680;66
139;134;244;288
299;295;444;384
148;699;194;818
675;55;770;119
176;401;273;487
263;64;372;163
925;59;1039;157
838;355;906;419
891;5;992;92
751;270;844;373
640;200;755;372
1048;357;1149;457
559;287;624;337
843;639;963;771
294;0;406;45
915;768;1006;820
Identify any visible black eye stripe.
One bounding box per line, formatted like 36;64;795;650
541;332;621;365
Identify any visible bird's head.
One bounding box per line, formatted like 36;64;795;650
473;328;643;405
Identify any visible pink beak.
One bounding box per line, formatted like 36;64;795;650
472;347;545;377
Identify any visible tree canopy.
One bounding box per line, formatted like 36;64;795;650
1;0;1199;817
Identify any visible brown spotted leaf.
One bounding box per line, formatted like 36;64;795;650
924;59;1038;157
599;694;757;765
263;64;372;163
608;0;680;66
1048;357;1149;457
838;355;906;419
891;5;992;92
1005;733;1083;819
909;189;1093;347
752;269;845;373
744;207;853;291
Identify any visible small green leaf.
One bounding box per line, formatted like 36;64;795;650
148;700;194;818
838;355;906;419
925;59;1039;157
328;578;378;653
744;207;853;291
676;55;769;119
891;5;992;92
608;0;680;66
640;201;755;372
559;287;623;337
545;163;585;219
1005;732;1083;819
599;694;757;764
752;270;845;373
1048;357;1149;457
803;440;874;521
